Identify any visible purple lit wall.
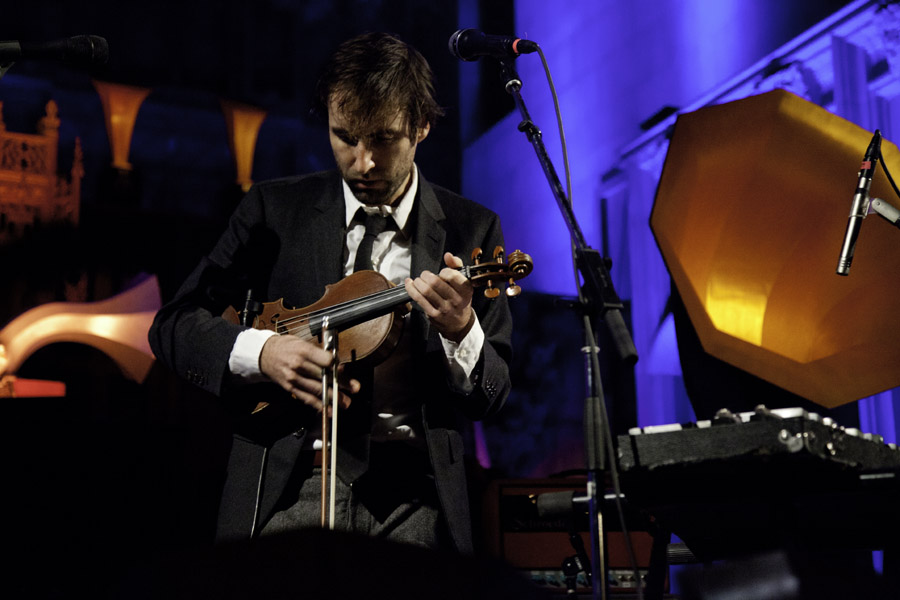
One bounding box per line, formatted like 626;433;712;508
462;0;854;295
461;0;900;470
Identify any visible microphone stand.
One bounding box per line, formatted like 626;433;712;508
870;198;900;230
495;56;638;600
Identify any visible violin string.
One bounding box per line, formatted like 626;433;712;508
273;286;402;328
275;285;410;335
279;292;406;337
274;290;400;334
270;265;470;330
266;263;503;335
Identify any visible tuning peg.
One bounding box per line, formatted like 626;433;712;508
484;282;500;299
506;280;521;297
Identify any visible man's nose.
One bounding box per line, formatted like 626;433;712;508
352;142;375;174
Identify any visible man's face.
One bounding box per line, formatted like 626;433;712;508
328;98;430;206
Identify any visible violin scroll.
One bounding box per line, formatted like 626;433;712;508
468;246;533;298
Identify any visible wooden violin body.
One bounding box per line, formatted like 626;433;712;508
223;270;410;367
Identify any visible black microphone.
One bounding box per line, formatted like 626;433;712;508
535;490;589;519
448;28;538;61
836;129;882;276
0;35;109;66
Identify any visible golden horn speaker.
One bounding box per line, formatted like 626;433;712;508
0;275;161;384
651;89;900;408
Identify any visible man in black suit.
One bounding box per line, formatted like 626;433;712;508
148;32;512;554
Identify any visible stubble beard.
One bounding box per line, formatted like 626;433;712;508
348;166;411;207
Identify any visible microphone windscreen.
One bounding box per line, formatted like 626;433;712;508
68;35;109;65
535;490;575;519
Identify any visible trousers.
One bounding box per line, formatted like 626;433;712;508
259;444;448;550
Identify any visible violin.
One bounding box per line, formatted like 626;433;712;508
222;246;532;410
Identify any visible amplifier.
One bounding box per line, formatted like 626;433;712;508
481;478;664;594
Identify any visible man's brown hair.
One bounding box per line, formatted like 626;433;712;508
315;32;444;139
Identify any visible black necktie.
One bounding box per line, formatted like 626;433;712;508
353;210;389;272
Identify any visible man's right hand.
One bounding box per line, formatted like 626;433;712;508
259;335;359;412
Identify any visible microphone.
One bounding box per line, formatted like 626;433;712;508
0;35;109;66
535;490;588;519
836;129;882;276
448;28;538;61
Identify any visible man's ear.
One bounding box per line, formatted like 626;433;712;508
416;121;431;144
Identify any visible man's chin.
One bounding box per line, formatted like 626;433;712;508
350;183;397;206
351;190;389;205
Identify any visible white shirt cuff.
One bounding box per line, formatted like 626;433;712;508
228;328;278;383
440;313;485;393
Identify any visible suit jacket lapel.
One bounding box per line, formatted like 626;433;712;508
410;171;446;278
310;173;347;291
410;171;446;345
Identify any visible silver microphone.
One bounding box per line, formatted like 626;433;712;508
836;130;882;276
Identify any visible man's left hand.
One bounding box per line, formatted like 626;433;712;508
405;252;475;343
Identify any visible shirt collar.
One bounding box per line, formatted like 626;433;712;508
343;165;417;235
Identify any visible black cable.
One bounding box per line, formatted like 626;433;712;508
535;44;645;600
879;147;900;200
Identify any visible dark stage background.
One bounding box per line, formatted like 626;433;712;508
2;1;879;597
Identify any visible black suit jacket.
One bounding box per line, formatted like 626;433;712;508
148;169;512;553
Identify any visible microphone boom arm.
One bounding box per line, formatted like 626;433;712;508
498;58;637;362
